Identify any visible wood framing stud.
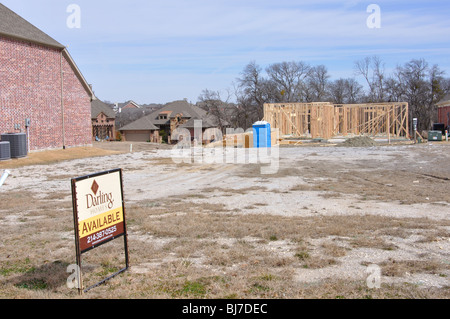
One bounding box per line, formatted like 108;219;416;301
263;102;409;139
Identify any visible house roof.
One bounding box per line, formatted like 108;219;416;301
91;99;116;119
119;116;159;131
118;100;141;109
436;94;450;107
171;112;191;118
0;4;65;49
0;4;94;99
148;100;207;122
119;100;223;131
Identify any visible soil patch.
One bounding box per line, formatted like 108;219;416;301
339;136;378;147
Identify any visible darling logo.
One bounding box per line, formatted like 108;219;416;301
86;179;114;210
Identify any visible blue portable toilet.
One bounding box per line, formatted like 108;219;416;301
253;121;271;148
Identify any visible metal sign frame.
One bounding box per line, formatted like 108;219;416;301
71;168;129;294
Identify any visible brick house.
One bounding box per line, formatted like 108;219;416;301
119;100;222;143
436;95;450;130
91;99;116;141
0;4;94;151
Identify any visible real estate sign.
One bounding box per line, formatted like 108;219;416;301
72;169;126;252
71;168;129;294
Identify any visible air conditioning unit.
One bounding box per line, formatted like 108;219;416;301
0;141;11;161
1;133;27;158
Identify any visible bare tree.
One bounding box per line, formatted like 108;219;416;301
306;65;330;102
212;57;449;133
235;61;269;124
328;78;347;104
198;89;232;132
385;69;406;102
265;61;311;102
116;107;153;129
354;56;386;102
345;78;364;104
396;59;450;131
329;78;364;104
233;95;260;130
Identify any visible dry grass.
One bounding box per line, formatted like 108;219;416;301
2;176;450;299
112;198;449;299
1;143;449;299
1;191;448;299
291;159;450;204
137;207;435;241
379;259;447;277
0;147;120;169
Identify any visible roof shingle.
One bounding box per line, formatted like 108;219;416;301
0;4;65;49
91;99;116;119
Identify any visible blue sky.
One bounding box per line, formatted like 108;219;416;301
2;0;450;104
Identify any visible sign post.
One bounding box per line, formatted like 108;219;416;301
71;168;129;294
413;118;418;143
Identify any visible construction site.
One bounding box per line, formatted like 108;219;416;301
203;102;412;155
264;102;409;142
0;100;449;299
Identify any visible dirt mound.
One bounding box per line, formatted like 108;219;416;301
340;136;377;147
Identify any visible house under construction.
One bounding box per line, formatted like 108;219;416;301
263;102;409;140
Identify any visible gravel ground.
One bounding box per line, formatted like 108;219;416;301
1;140;449;296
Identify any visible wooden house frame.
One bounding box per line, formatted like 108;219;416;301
263;102;409;139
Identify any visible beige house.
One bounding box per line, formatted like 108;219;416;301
119;100;222;143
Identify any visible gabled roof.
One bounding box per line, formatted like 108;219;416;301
0;3;64;49
91;99;116;119
119;116;158;131
118;100;224;131
147;100;207;122
0;4;94;99
119;100;141;109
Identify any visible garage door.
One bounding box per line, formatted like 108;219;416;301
124;131;150;142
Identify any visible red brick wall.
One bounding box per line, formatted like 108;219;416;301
438;105;450;127
0;35;92;151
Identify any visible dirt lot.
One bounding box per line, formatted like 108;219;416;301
0;140;449;299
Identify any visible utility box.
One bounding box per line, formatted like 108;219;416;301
253;121;271;148
0;141;11;161
432;123;445;135
1;133;27;158
428;130;443;141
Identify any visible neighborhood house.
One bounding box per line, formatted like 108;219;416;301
437;95;450;131
91;99;116;141
119;100;223;144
